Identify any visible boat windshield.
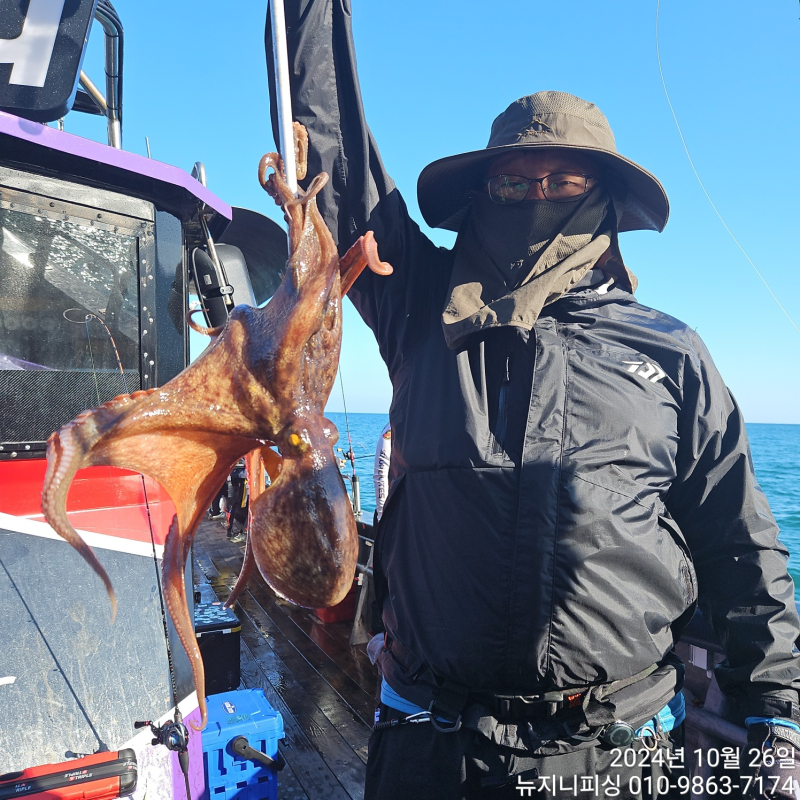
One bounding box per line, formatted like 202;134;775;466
0;196;146;446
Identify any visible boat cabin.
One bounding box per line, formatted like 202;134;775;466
0;2;285;794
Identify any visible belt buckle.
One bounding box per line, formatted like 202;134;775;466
514;695;544;717
495;694;547;719
493;691;582;720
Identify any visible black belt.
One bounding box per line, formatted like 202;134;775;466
385;635;661;725
469;690;587;720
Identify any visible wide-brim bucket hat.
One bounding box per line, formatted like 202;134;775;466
417;92;669;234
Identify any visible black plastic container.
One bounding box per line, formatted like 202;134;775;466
194;602;242;694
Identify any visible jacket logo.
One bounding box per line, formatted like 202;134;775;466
622;360;666;383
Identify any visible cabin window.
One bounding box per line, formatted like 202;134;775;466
0;191;149;447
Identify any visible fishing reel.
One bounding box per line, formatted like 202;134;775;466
134;715;192;797
134;718;189;753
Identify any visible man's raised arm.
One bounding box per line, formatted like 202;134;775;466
265;0;446;366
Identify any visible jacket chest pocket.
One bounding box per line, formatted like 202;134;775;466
564;345;679;475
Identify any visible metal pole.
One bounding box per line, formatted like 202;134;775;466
79;71;107;115
351;474;361;520
94;5;122;149
269;0;297;194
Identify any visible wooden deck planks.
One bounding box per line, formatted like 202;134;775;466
239;639;354;800
193;520;376;800
236;594;372;763
196;527;378;716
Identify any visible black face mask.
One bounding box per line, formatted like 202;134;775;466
442;187;623;348
465;190;609;290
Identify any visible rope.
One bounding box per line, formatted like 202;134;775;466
655;0;800;336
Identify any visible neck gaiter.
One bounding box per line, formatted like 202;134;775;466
442;189;634;348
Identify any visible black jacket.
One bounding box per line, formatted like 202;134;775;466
228;467;248;522
268;0;800;722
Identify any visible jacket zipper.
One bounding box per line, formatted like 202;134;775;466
491;355;511;456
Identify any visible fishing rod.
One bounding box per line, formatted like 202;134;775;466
269;0;363;520
137;479;193;800
269;0;297;195
338;368;362;519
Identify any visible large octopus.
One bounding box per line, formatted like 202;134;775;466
40;128;392;729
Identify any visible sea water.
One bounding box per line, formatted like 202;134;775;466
327;411;388;521
330;413;800;587
747;423;800;586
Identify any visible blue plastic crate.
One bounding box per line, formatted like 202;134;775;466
201;689;285;800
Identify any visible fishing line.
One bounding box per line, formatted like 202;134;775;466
655;0;800;336
140;476;193;800
87;312;129;393
64;309;131;397
338;366;356;477
141;480;180;709
85;317;102;406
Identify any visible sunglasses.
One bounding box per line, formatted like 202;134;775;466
485;173;597;204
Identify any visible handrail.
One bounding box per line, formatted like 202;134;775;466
92;1;123;148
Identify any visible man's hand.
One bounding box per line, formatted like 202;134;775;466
743;719;800;799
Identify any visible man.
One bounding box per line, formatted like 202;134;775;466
227;460;248;544
267;3;800;797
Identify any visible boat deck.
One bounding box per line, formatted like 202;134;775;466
193;519;377;800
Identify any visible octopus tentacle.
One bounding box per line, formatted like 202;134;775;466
42;423;119;621
339;231;394;295
291;172;328;206
224;448;264;608
225;446;283;609
226;529;257;610
293;121;308;181
162;513;207;730
187;309;223;337
258;154;303;247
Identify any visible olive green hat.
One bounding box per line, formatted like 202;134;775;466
417;91;669;233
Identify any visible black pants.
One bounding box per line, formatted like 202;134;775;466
365;707;687;800
227;505;247;536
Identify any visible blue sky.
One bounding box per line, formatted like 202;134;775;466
67;0;800;422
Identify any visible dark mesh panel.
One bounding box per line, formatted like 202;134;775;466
518;92;613;138
0;369;140;443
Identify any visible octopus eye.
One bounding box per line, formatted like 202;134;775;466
284;429;310;456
